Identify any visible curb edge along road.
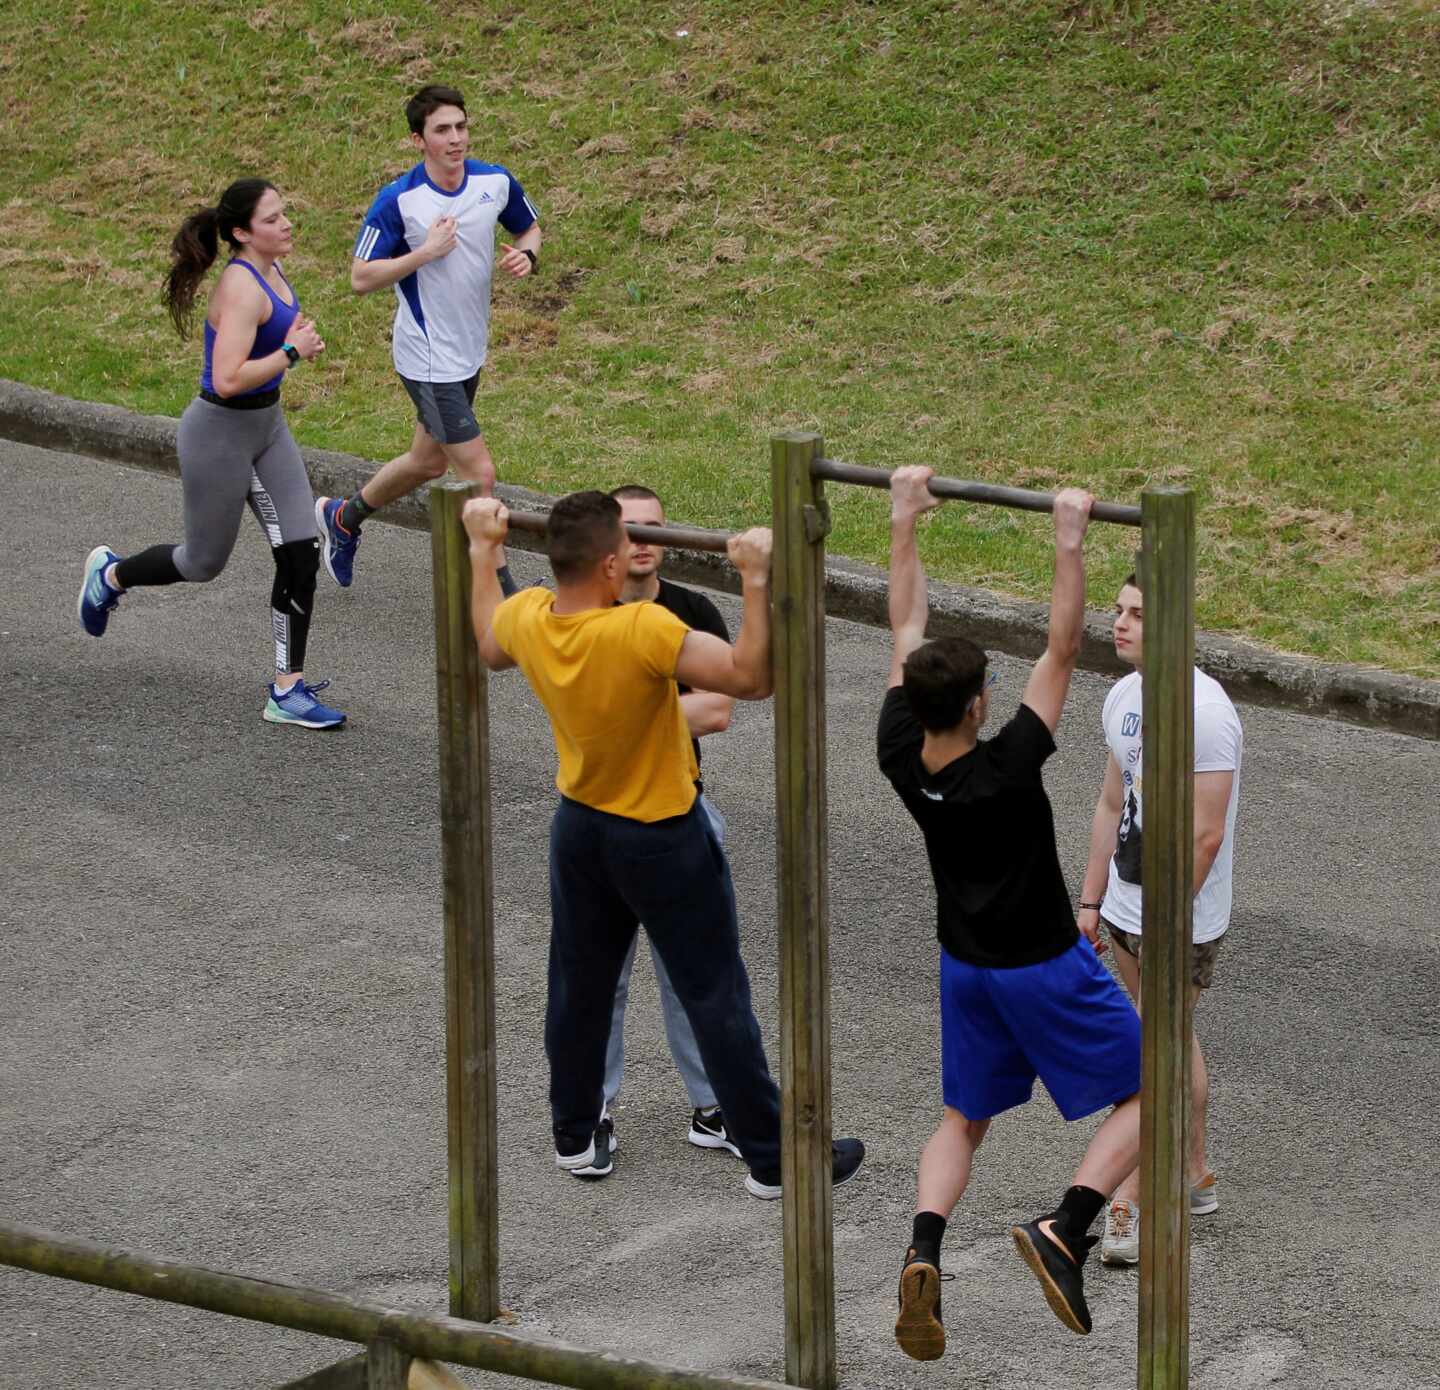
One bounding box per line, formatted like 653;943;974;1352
5;377;1436;742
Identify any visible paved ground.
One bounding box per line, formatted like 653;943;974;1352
1;441;1437;1390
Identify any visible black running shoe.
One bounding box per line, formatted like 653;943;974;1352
895;1248;947;1361
555;1117;616;1180
744;1137;865;1199
688;1106;741;1157
1010;1218;1096;1335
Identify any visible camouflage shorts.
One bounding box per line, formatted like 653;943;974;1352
1103;920;1224;990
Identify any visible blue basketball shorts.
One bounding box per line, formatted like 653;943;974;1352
940;939;1141;1123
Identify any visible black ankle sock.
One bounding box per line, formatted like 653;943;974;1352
910;1211;947;1266
338;493;375;534
496;563;517;598
1055;1185;1107;1241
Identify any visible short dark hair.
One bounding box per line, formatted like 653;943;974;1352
407;84;466;135
902;636;989;734
609;484;662;507
547;491;624;583
1121;571;1140;592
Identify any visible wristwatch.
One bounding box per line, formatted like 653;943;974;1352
282;344;300;366
520;248;538;271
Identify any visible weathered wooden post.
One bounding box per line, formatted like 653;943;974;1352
1137;486;1195;1390
429;481;500;1324
365;1338;411;1390
770;431;836;1390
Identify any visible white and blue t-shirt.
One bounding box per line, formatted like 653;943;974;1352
353;160;538;383
1101;669;1243;944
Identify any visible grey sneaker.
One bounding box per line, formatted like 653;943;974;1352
1190;1172;1219;1215
1101;1198;1140;1266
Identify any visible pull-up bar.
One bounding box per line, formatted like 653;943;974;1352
502;508;734;554
811;457;1143;527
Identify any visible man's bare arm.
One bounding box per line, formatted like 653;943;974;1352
351;215;458;295
1020;488;1094;735
461;498;517;672
673;528;772;699
1193;770;1233;894
886;466;942;688
679;690;734;737
1077;753;1125;950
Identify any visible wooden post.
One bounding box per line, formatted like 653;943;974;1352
770;431;835;1390
366;1339;412;1390
1136;486;1195;1390
429;482;500;1324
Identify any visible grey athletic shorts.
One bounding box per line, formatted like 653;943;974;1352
399;370;481;445
1103;918;1224;990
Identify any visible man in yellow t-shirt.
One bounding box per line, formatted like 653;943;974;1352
462;490;865;1197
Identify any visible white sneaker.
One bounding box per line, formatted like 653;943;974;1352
1190;1171;1219;1215
1101;1198;1140;1266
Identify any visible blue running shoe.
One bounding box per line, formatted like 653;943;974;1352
78;545;122;637
263;678;346;730
315;496;360;588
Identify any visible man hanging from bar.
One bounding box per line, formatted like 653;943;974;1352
460;491;865;1196
879;466;1142;1353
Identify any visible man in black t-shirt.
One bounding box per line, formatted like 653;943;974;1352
599;484;746;1164
881;467;1142;1355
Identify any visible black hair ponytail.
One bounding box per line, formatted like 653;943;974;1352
161;178;276;338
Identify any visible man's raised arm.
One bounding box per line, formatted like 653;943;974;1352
886;465;942;688
1020;488;1094;735
461;497;517;672
674;528;773;700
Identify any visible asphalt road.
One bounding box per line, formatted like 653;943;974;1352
1;440;1437;1390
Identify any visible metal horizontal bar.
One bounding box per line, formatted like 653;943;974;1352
503;508;735;554
0;1223;790;1390
811;457;1143;527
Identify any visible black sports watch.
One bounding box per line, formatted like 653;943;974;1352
520;248;538;271
282;343;301;366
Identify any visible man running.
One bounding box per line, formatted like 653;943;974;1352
603;484;741;1160
461;491;864;1196
1076;573;1243;1266
316;83;541;594
880;466;1141;1354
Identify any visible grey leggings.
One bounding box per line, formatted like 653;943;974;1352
116;397;320;673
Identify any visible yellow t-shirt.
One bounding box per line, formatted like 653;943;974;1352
491;588;699;822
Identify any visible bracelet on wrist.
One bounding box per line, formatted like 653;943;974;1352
1078;901;1104;912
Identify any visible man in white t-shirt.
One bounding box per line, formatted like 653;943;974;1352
315;83;542;594
1075;572;1243;1267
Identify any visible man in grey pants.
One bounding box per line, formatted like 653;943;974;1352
602;485;741;1161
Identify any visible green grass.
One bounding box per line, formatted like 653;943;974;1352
3;0;1438;674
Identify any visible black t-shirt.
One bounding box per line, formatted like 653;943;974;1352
876;687;1079;968
651;578;729;780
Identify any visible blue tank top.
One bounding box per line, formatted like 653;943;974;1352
199;259;300;396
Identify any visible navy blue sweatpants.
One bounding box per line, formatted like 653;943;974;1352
546;796;782;1179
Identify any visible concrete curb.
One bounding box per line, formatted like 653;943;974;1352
6;377;1436;741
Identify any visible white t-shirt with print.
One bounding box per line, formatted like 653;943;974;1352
1101;669;1242;944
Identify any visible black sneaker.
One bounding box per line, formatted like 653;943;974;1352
1010;1217;1096;1335
554;1117;616;1180
744;1137;865;1200
688;1106;741;1157
895;1248;948;1361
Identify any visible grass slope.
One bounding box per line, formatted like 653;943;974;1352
3;0;1437;674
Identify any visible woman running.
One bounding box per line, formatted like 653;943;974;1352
78;177;345;729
